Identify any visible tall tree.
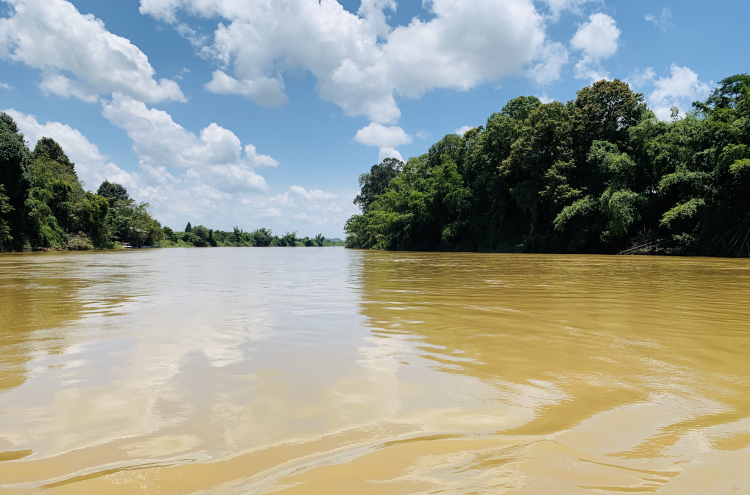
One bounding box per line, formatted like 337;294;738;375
354;157;403;212
0;185;13;249
97;181;130;205
33;138;75;173
0;113;32;250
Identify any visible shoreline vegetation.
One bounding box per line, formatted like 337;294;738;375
345;75;750;257
0;113;342;252
160;224;344;248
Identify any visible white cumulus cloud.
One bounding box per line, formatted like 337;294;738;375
354;123;412;148
528;41;569;85
378;147;403;163
455;126;473;136
647;64;712;120
570;13;620;82
101;93;270;193
245;144;279;168
204;70;287;107
139;0;565;123
0;0;185;102
0;81;13;90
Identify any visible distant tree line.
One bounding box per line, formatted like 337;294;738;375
162;224;342;248
0;113;162;251
345;75;750;257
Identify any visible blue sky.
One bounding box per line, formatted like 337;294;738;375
0;0;747;237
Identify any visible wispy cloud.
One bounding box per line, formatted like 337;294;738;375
645;8;673;33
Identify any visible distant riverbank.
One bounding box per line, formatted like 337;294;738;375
161;225;344;248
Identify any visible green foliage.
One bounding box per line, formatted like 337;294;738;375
250;228;272;246
0;122;117;251
97;181;129;205
354;157;403;212
0;112;33;250
660;198;705;228
0;184;13;248
165;226;343;248
75;192;110;248
26;158;77;248
0;113;19;133
107;199;162;247
162;226;178;242
33;138;75;173
190;225;210;247
278;231;298;247
346;75;750;257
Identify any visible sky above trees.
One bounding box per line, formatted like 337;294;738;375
0;0;746;236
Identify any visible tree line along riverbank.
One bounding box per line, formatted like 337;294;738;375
161;224;344;248
345;75;750;257
0;113;341;251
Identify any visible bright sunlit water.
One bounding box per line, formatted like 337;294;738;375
0;248;749;494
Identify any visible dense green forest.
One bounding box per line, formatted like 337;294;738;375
0;112;341;252
345;75;750;257
0;113;163;251
162;224;343;248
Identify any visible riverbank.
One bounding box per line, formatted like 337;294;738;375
345;75;750;258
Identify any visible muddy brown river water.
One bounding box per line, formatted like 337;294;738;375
0;248;748;494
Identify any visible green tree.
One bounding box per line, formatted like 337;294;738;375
182;232;198;245
345;75;750;257
0;184;13;249
107;199;163;247
25;151;96;249
33;137;75;173
354;157;403;212
189;225;210;247
0;112;32;250
74;192;110;248
97;181;130;205
279;231;298;247
162;226;179;242
252;228;273;246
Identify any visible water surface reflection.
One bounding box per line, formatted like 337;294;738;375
0;249;748;494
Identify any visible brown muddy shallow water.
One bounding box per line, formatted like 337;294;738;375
0;248;748;494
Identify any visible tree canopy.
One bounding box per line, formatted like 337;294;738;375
345;75;750;257
0;113;162;251
97;181;130;204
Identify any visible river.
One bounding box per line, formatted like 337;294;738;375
0;248;748;494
